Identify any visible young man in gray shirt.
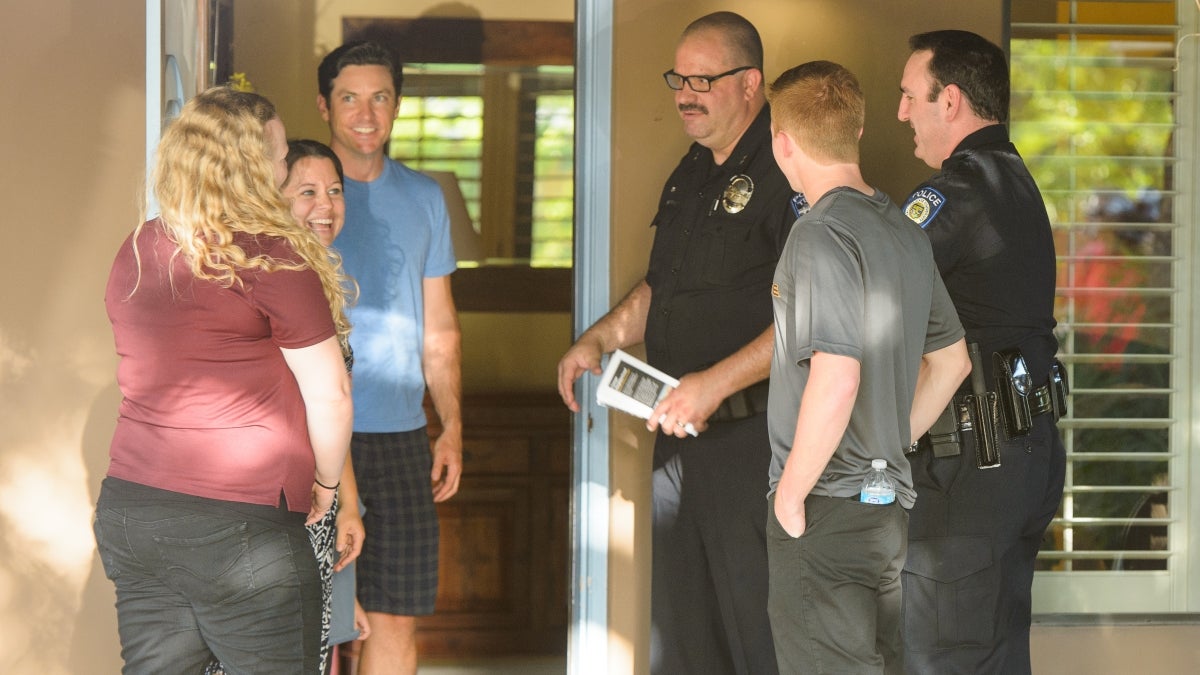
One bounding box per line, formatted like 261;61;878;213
764;60;970;674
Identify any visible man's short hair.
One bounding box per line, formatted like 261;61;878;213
317;41;404;101
682;11;764;71
768;60;864;164
909;30;1009;124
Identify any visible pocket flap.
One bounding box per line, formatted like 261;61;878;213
904;535;992;584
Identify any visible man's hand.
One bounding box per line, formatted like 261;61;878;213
556;280;653;413
430;429;463;502
774;489;807;538
557;336;604;413
646;370;724;438
333;504;365;572
352;600;372;641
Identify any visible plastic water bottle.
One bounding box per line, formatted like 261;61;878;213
860;459;896;505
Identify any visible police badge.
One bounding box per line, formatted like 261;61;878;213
722;174;755;213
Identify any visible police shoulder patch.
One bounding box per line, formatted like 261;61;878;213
902;186;947;228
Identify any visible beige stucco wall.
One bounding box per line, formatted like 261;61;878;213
2;1;1197;674
0;0;144;672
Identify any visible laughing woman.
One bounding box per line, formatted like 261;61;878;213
281;138;373;672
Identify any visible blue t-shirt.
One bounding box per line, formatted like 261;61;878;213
335;159;457;432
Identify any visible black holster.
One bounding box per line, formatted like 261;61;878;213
967;343;1002;469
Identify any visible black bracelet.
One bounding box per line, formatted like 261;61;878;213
314;476;340;490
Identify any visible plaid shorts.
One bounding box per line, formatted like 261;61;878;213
351;430;439;616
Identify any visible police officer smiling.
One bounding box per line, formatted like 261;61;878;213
897;30;1066;675
557;11;793;675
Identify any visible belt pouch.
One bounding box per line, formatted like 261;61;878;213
1049;358;1070;419
928;401;963;458
993;348;1033;437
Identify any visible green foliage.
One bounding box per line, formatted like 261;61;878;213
1010;39;1174;214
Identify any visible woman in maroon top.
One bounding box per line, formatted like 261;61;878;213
95;87;353;674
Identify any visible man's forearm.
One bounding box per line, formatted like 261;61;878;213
777;353;860;504
424;335;462;433
423;275;463;432
699;327;774;400
909;338;970;442
578;279;652;353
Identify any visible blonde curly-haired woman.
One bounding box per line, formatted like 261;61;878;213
95;86;353;674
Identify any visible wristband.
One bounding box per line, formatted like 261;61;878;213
314;476;340;490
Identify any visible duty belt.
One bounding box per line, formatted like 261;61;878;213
924;381;1054;450
906;348;1069;470
709;379;770;423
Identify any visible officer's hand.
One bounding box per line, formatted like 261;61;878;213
647;371;722;438
557;337;604;413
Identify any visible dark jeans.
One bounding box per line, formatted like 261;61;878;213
767;493;908;675
93;492;323;674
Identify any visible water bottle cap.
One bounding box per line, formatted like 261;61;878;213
871;459;887;470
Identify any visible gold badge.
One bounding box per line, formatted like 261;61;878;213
722;175;755;213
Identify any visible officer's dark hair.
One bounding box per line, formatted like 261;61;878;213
318;41;404;101
909;30;1009;124
683;12;764;71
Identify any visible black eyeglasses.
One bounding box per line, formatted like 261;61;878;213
662;66;754;92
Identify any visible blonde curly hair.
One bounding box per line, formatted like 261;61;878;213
137;86;352;343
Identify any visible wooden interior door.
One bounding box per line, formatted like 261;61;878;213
418;392;570;657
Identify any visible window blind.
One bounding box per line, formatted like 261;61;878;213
1010;0;1193;611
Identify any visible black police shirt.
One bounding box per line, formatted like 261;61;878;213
902;124;1059;384
644;105;795;378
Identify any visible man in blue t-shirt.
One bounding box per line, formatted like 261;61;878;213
317;41;462;675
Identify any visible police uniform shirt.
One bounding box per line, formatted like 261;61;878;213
902;124;1058;384
644;104;795;378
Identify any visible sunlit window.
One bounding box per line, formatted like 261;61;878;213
391;64;574;267
1010;0;1192;612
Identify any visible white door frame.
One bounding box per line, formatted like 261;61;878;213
569;1;613;673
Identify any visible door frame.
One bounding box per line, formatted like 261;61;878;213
569;1;613;673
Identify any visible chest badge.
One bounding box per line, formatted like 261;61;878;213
722;174;755;213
